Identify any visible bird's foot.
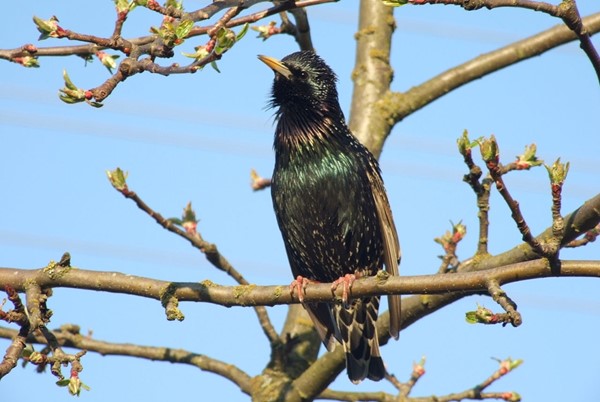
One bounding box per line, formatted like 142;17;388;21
290;275;318;303
331;274;356;305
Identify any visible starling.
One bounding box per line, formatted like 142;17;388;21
259;51;401;383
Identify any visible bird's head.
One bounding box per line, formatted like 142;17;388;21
258;51;339;112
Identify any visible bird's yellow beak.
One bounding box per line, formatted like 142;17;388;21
258;55;293;80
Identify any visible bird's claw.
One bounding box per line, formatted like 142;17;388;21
290;275;316;303
331;274;356;304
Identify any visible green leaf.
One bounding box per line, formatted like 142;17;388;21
509;358;524;370
181;45;209;61
236;23;249;41
515;143;543;169
115;0;136;13
168;217;183;226
545;158;570;184
176;19;194;39
106;168;128;190
165;0;183;10
465;311;478;324
62;69;77;90
210;61;221;73
478;135;499;163
456;130;483;156
59;93;79;104
18;56;40;68
33;15;59;40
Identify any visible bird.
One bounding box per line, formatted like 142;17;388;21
258;50;401;383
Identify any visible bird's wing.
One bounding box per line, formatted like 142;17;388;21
368;167;401;339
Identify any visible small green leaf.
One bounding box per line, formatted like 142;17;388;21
182;45;209;61
465;304;494;324
62;69;77;90
465;311;479;324
176;19;194;39
211;61;220;73
544;158;570;184
236;23;249;41
168;217;184;226
506;392;522;402
16;56;40;68
165;0;183;10
33;15;60;40
115;0;137;13
478;135;499;163
252;21;279;41
456;130;483;156
106;168;129;191
515;143;543;169
58;93;78;104
509;358;524;370
96;51;120;73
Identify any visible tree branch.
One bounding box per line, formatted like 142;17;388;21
0;287;29;379
278;191;600;394
0;324;253;395
0;0;336;104
0;258;596;311
0;189;598;308
287;7;315;51
108;170;280;345
382;12;600;127
348;0;396;157
411;0;600;84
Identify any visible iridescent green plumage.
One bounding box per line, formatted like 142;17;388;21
260;51;401;383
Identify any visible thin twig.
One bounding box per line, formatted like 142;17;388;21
0;0;336;104
486;279;522;327
318;357;520;402
565;223;600;248
434;221;466;273
458;133;492;256
481;137;545;255
399;357;426;398
0;287;29;379
111;178;280;345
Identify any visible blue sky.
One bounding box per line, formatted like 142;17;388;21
1;1;599;401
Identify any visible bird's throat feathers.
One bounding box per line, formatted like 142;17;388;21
274;105;350;159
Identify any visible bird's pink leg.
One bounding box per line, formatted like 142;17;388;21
331;273;357;304
290;275;319;302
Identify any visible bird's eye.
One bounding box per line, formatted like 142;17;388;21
297;71;308;80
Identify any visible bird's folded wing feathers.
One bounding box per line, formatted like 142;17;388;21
368;168;401;339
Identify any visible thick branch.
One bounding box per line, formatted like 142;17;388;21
382;12;600;127
0;324;253;394
0;259;597;308
348;0;395;157
413;0;600;84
